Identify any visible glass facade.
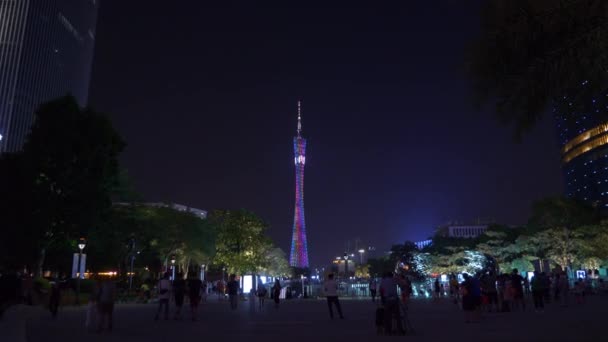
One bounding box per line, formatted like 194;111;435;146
0;0;98;153
555;80;608;208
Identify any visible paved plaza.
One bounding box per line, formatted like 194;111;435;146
14;295;607;341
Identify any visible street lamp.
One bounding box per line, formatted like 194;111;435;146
358;249;365;264
170;254;176;281
76;237;86;305
343;253;350;278
128;237;136;291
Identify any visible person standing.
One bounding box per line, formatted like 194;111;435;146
187;272;202;321
227;274;239;310
510;269;526;311
369;279;377;302
49;281;61;319
96;278;116;333
324;274;344;319
531;271;545;312
434;278;441;300
449;274;459;304
272;279;282;309
155;273;171;320
380;272;405;335
558;272;569;307
173;272;186;320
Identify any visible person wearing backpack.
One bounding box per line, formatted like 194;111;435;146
154;273;171;320
256;285;268;310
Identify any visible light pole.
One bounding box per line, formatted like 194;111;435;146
128;237;136;291
358;249;365;264
301;274;306;298
76;237;86;305
343;253;349;279
200;264;206;282
170;254;176;281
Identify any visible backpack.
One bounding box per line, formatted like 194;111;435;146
159;280;168;295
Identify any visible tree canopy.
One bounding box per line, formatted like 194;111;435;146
468;0;608;136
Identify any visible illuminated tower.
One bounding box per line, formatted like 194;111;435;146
289;101;309;268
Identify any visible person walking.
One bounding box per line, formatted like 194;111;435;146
324;274;344;319
256;285;267;310
96;278;116;333
155;273;171;320
49;281;61;319
227;274;239;310
369;279;377;302
272;279;282;309
531;271;545;312
173;272;186;319
187;272;202;321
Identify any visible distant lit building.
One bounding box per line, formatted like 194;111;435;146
447;224;488;238
555;80;608;208
414;239;432;249
0;0;99;152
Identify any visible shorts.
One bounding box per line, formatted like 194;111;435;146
189;296;200;307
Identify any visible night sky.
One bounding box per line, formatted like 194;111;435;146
88;2;563;267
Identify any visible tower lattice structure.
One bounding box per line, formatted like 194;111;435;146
289;101;309;268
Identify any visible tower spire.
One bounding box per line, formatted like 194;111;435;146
297;100;302;136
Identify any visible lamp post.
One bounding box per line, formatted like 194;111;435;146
358;249;365;264
76;237;86;305
301;274;306;298
170;254;176;281
128;237;136;291
200;264;206;282
343;253;349;278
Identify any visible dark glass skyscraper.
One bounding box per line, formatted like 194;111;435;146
0;0;99;152
555;80;608;208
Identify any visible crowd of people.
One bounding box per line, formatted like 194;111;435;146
438;268;607;323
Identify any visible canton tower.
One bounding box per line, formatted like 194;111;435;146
289;101;309;268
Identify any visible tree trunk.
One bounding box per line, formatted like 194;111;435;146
35;247;46;278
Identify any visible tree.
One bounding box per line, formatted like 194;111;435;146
367;257;395;278
388;241;425;279
528;197;598;232
211;209;272;276
261;248;292;278
476;230;518;273
0;96;125;275
468;0;608;136
536;227;585;271
355;264;370;279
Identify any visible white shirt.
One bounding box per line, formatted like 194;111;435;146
324;279;338;296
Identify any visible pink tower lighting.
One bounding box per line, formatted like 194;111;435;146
289;100;309;268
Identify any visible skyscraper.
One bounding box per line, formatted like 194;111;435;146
555;80;608;208
0;0;99;153
290;101;309;268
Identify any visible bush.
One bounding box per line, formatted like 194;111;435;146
34;277;51;292
67;278;97;294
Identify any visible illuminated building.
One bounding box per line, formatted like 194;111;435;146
289;101;309;268
555;80;608;208
414;239;432;249
447;224;488;238
0;0;99;153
